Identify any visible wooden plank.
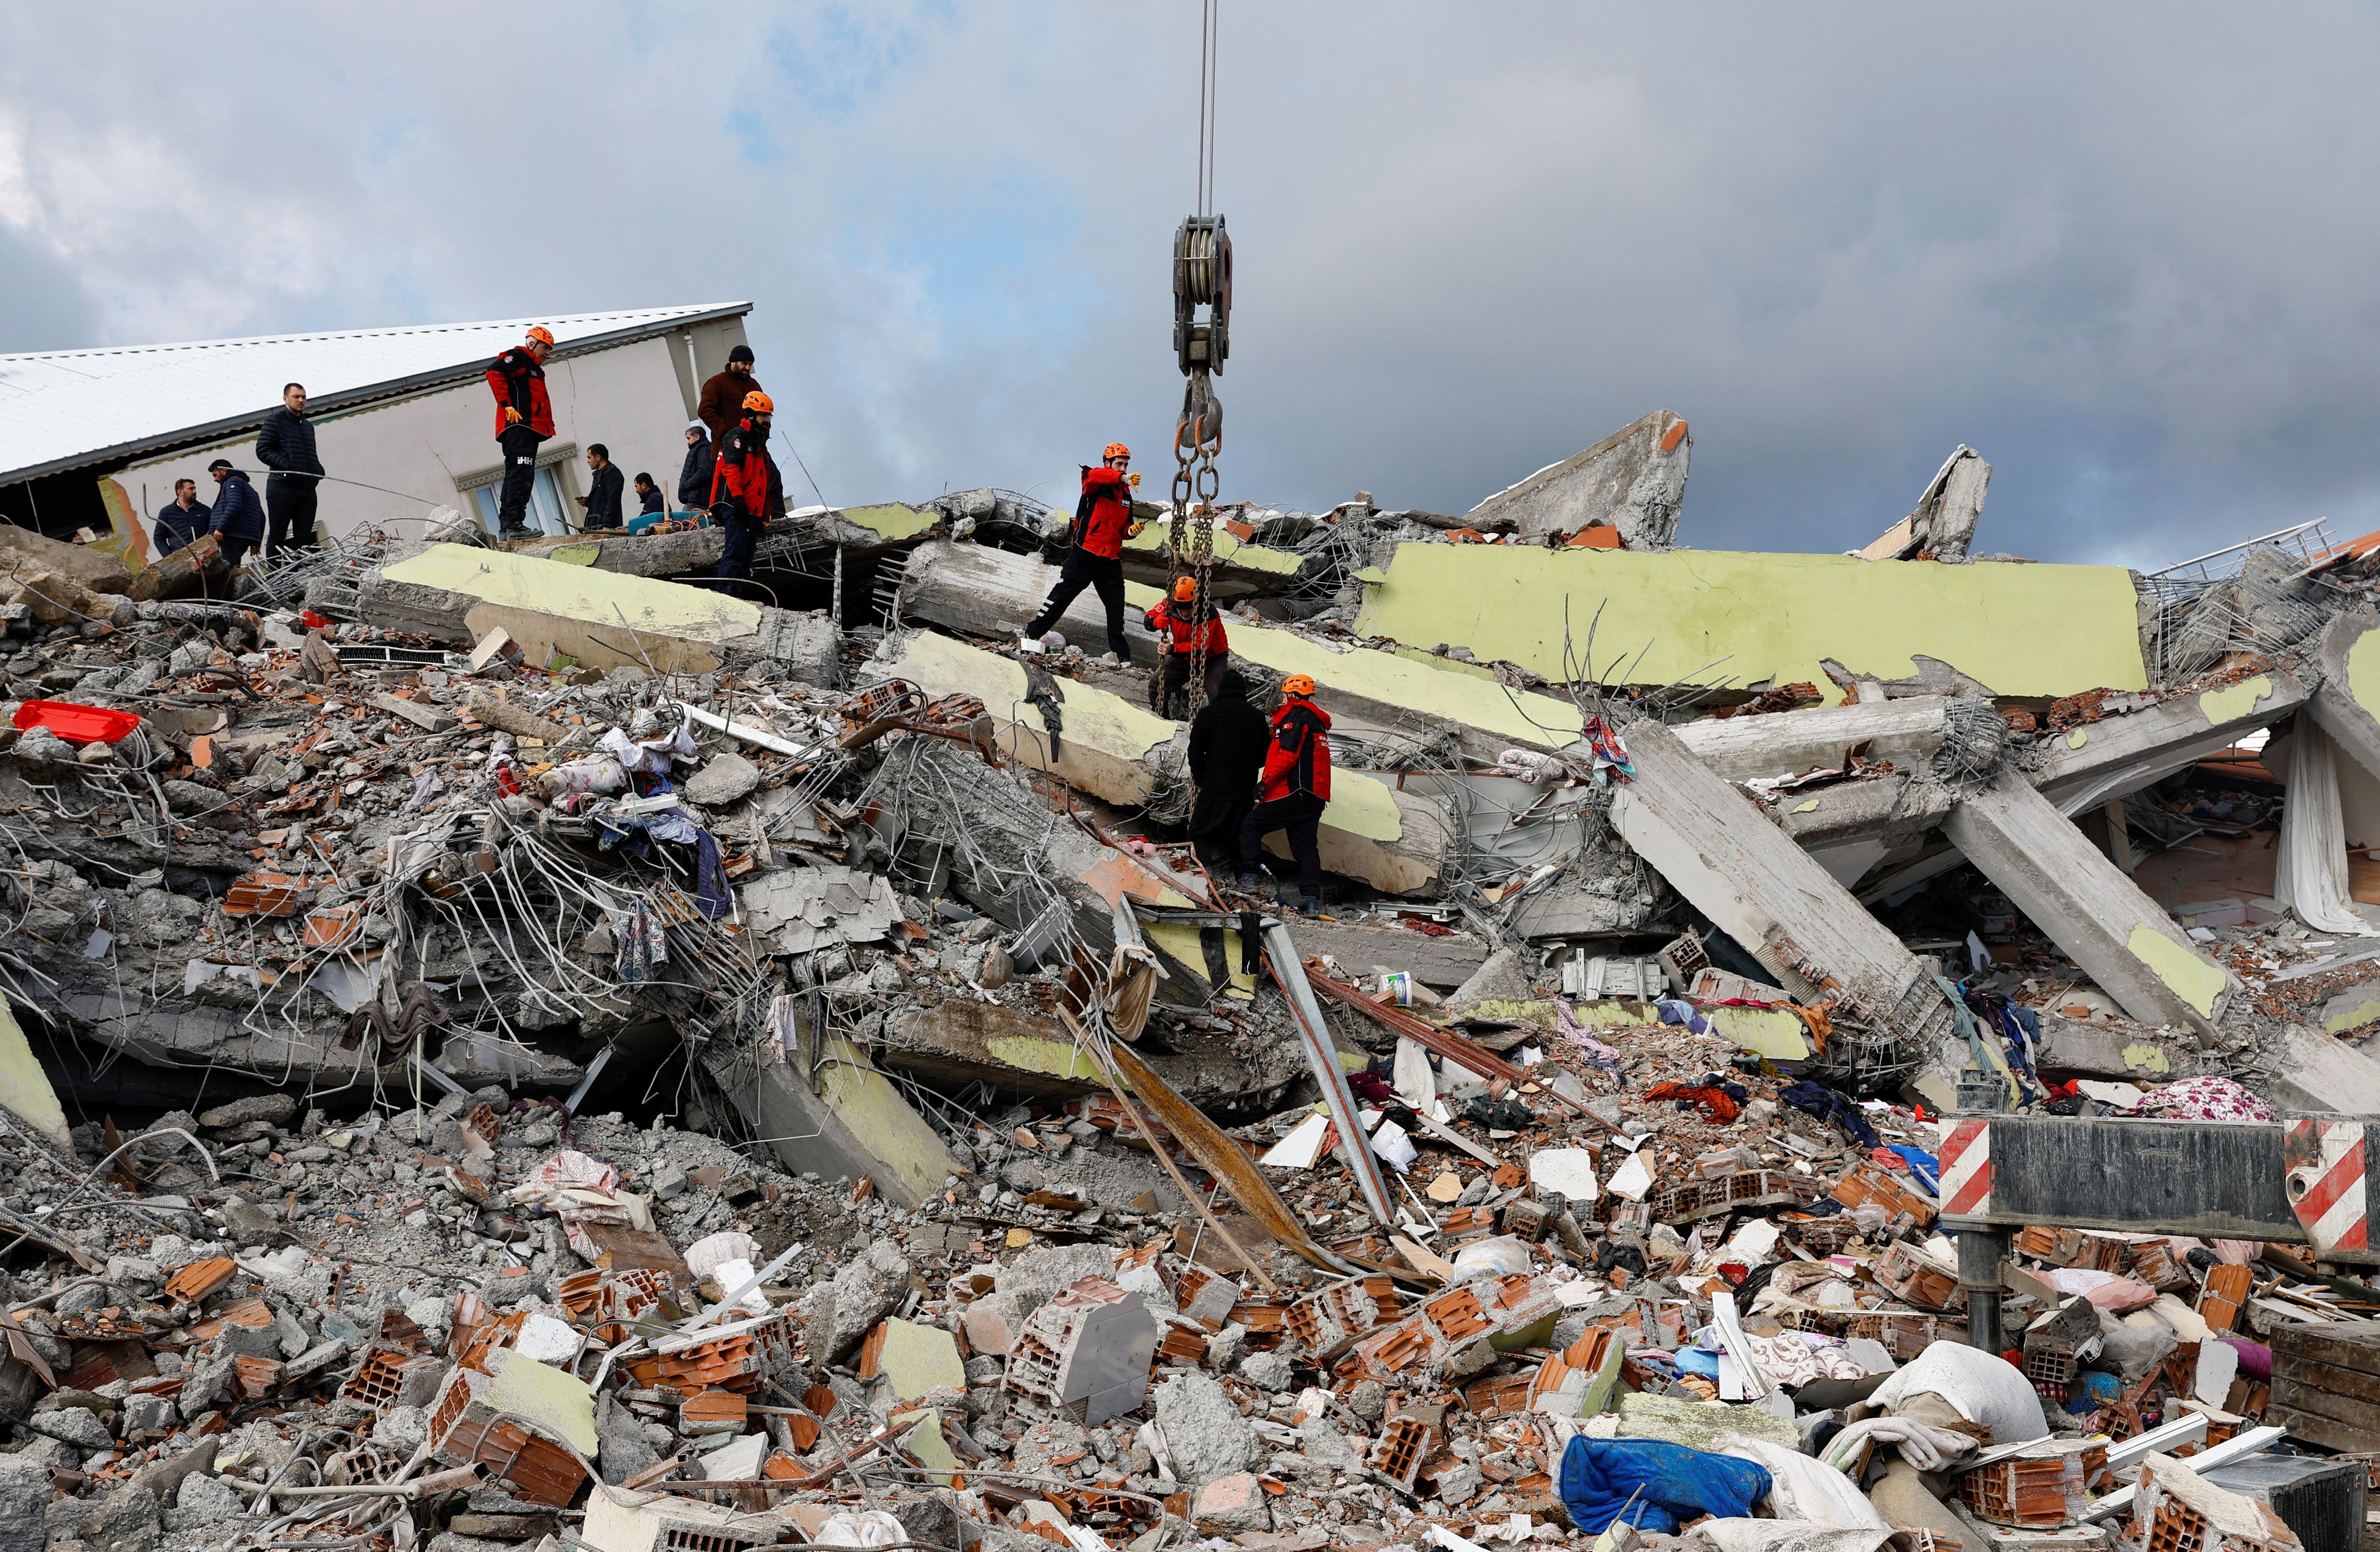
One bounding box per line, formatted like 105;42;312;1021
2268;1319;2380;1372
2265;1400;2380;1454
2256;1381;2380;1435
2274;1358;2380;1406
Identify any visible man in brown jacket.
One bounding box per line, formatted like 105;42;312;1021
697;345;762;442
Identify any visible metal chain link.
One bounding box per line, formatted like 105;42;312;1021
1169;371;1223;732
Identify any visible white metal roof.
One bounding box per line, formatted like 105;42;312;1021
0;303;748;484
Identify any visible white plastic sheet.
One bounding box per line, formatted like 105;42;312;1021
2275;719;2380;935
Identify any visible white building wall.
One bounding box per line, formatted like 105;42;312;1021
118;334;700;543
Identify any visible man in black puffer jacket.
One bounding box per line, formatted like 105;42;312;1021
255;382;325;556
205;459;267;570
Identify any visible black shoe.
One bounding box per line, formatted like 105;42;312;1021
1298;894;1321;916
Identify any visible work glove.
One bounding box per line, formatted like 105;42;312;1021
504;406;523;426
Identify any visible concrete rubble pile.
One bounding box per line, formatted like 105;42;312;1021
8;418;2380;1552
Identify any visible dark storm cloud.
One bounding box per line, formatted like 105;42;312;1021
3;4;2378;565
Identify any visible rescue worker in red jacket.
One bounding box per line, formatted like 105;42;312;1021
709;389;783;586
483;325;556;539
1144;575;1229;717
1022;442;1139;664
1239;674;1332;913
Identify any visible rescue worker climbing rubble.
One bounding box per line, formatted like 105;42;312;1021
1022;442;1140;664
1239;672;1332;914
1145;574;1229;717
483;325;557;540
710;389;783;587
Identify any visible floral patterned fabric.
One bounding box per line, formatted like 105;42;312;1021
2131;1075;2273;1124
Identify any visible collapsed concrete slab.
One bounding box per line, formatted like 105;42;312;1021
515;527;725;578
0;1000;73;1153
356;543;838;683
870;630;1454;896
1943;770;2237;1043
1463;410;1692;547
1856;445;1991;562
0;522;133;596
699;1016;958;1207
874;1001;1304;1111
1354;542;2150;702
897;539;1584;756
1606;720;1963;1091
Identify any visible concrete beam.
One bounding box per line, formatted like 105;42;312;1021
1607;720;1963;1087
2309;609;2380;786
1769;775;1954;888
2033;669;2304;815
1673;697;1951;784
1942;769;2236;1043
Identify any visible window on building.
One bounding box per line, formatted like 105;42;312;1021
456;443;580;536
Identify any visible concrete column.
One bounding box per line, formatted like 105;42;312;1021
1607;721;1965;1090
2310;608;2380;786
1943;769;2237;1044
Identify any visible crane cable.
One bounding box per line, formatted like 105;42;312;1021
1170;0;1226;730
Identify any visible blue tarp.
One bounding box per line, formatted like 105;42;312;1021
1557;1435;1773;1535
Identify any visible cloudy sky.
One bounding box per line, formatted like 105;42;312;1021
4;4;2376;565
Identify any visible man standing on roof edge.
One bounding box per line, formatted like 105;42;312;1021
698;345;761;443
1239;672;1332;915
1022;442;1141;665
710;389;782;586
484;326;556;540
255;381;324;556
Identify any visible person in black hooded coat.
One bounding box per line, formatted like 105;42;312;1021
1185;669;1268;875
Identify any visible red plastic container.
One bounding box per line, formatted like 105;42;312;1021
14;700;143;747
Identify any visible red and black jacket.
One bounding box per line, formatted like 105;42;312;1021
1144;597;1227;658
1069;465;1133;559
710;418;785;525
1260;696;1332;803
485;348;556;439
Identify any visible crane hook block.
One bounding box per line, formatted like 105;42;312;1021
1173;215;1232;377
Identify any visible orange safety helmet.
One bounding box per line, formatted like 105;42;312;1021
1103;442;1130;461
1281;674;1316;697
742;390;775;414
1172;576;1198;602
524;326;555;347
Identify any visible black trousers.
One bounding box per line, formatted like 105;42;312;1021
496;425;545;533
718;508;762;581
1025;547;1128;657
265;477;318;554
1151;652;1229;718
1241;793;1327;894
217;534;255;570
1191;802;1250;875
